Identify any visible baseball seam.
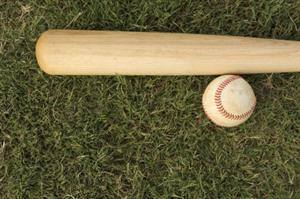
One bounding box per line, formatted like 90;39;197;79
214;75;256;120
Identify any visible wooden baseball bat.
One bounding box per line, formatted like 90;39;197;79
36;30;300;75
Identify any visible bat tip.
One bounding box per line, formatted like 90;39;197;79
35;31;56;75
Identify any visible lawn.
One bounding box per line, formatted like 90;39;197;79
0;0;299;198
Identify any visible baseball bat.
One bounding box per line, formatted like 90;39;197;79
36;30;300;75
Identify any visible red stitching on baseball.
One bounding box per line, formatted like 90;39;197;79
214;75;255;120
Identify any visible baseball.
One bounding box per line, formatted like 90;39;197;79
202;75;256;127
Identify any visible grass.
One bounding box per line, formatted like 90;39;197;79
0;0;300;198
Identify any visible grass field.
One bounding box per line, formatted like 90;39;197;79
1;0;300;198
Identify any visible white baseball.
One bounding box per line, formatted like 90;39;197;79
202;75;256;127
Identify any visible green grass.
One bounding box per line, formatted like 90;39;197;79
1;0;300;198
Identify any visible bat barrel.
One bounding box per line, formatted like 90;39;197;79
36;30;300;75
